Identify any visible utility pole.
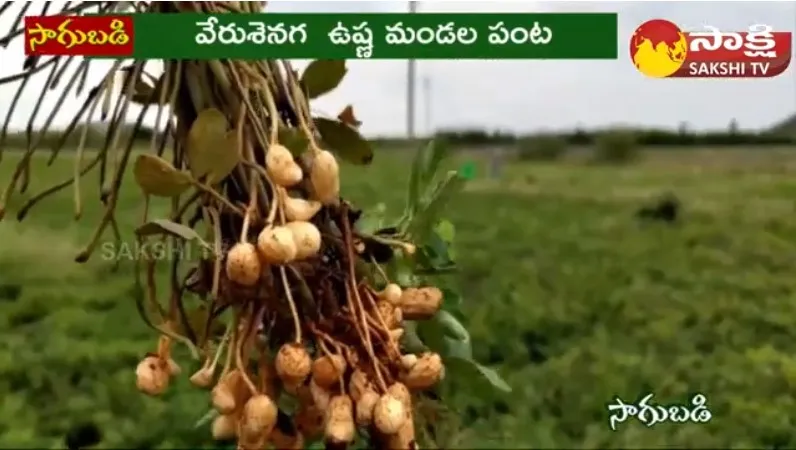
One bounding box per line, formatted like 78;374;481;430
407;1;418;140
422;76;431;136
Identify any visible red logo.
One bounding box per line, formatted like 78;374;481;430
24;15;133;57
630;19;791;78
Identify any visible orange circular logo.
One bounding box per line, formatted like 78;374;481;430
630;19;688;78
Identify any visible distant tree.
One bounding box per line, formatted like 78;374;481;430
729;118;739;135
678;121;689;135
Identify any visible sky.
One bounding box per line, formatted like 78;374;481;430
0;1;793;137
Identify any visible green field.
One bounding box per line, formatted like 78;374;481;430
3;148;796;448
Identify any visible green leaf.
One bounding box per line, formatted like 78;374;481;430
278;127;310;156
411;171;467;242
135;219;211;251
435;219;455;244
386;253;418;287
443;335;473;360
447;357;512;393
194;408;219;429
406;140;432;221
306;440;326;450
436;309;469;342
314;117;374;165
416;310;471;360
440;287;463;310
420;139;451;188
356;203;387;235
301;59;347;99
417;232;455;271
401;321;427;354
432;219;457;261
132;154;192;197
186;108;240;184
423;310;512;393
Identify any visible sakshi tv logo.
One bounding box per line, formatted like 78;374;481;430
630;19;792;78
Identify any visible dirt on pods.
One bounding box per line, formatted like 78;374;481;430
130;76;447;450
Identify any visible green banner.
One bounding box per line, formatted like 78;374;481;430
130;13;617;60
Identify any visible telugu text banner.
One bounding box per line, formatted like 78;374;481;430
25;14;133;57
25;13;618;60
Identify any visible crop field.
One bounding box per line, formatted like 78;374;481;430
3;147;796;448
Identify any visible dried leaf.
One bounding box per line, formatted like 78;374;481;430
314;117;373;165
135;219;206;243
121;67;165;105
133;154;192;198
186;108;240;184
278;127;310;156
213;130;241;183
337;105;362;128
131;76;164;105
300;59;347;99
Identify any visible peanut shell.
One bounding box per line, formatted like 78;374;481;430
257;226;297;264
285;221;322;260
312;354;347;389
275;343;312;385
309;150;340;204
355;389;379;426
324;395;355;444
399;286;443;320
225;242;261;286
373;393;408;435
401;352;444;390
135;356;170;396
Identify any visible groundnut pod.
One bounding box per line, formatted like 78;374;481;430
401;352;444;391
312;354;347;389
212;370;249;414
211;414;238;440
324;395;355;444
386;414;417;450
348;369;372;402
238;395;278;445
282;194;322;222
257;226;298;264
267;144;303;187
225;242;261;286
275;343;312;386
355;390;380;426
190;366;215;389
400;354;418;371
309;150;340;204
285;221;322;260
399;287;443;320
379;283;403;305
373;392;409;435
135;356;170;396
309;378;331;411
387;382;411;408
